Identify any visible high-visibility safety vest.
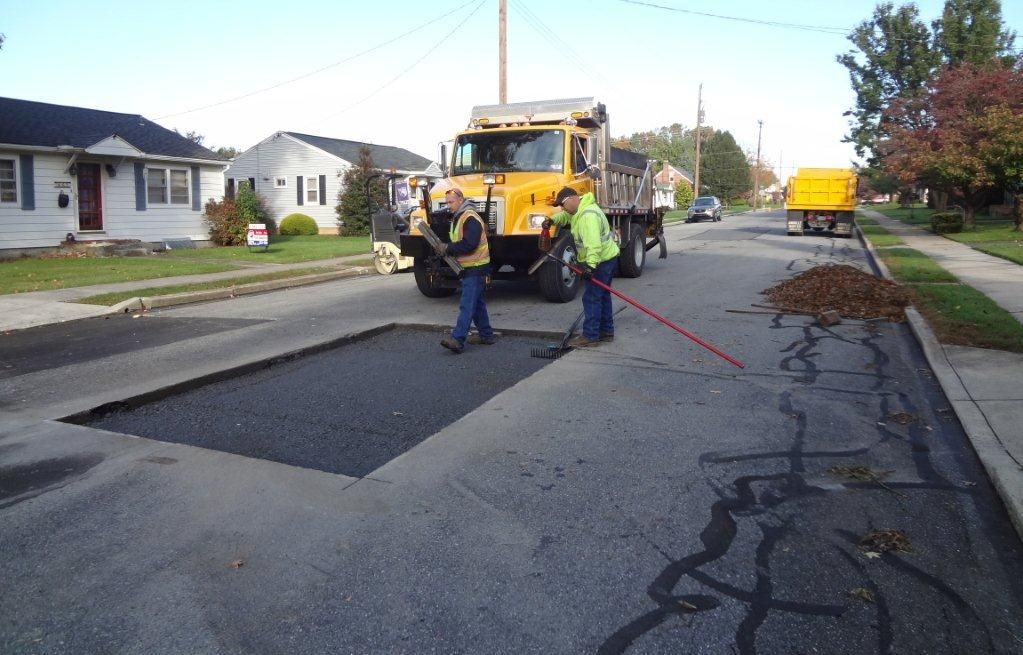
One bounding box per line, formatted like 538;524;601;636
449;208;491;268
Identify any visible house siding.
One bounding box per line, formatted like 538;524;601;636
0;150;224;249
225;134;349;232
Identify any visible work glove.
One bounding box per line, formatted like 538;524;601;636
576;264;594;280
541;218;553;230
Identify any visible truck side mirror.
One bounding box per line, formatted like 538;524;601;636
440;144;448;176
586;164;601;181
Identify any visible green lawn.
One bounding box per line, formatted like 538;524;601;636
164;235;372;263
943;222;1019;243
877;248;958;283
972;243;1023;266
870;203;935;226
75;267;338;305
855;216;878;225
664;210;686;224
0;258;239;295
908;283;1023;353
859;224;904;248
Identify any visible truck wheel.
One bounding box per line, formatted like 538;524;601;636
413;257;455;298
538;239;580;303
618;223;646;278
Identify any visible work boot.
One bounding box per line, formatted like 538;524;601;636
440;337;464;354
599;333;615;343
567;335;600;348
467;334;497;345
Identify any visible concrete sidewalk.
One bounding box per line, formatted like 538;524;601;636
862;208;1023;322
858;208;1023;540
0;253;373;332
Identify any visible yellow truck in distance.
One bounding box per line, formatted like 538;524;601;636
785;168;858;238
400;97;667;302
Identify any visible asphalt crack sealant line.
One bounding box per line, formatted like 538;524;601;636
598;260;1022;654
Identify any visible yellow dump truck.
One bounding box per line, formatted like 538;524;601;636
785;168;858;238
400;97;667;302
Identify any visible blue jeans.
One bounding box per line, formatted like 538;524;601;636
451;273;493;345
582;258;616;340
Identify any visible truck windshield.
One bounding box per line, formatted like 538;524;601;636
452;130;564;175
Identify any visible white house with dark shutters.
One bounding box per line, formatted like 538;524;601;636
225;131;435;233
0;96;229;252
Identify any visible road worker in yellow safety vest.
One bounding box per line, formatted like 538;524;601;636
543;186;620;348
436;188;496;354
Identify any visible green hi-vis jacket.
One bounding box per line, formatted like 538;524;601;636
549;192;620;267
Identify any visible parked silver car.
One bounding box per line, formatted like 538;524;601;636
687;196;722;222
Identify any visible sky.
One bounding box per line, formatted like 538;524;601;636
2;0;1020;180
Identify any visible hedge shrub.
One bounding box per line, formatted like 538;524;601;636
279;213;319;235
931;211;964;234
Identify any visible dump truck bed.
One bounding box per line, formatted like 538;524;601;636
786;168;857;211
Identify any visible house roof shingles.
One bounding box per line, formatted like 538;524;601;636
285;132;431;172
0;96;226;161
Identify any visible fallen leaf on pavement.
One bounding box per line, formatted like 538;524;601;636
888;411;918;425
848;587;875;603
677;600;698;611
229;559;244;569
859;529;912;553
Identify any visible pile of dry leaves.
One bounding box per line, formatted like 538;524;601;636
762;264;909;322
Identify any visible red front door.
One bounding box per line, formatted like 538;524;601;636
77;163;103;231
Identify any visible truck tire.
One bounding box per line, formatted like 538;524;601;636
413;257;456;298
618;222;646;278
538;239;581;303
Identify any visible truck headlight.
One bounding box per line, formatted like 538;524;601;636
527;213;547;229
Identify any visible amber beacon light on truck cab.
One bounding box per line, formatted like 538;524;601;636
400;97;668;302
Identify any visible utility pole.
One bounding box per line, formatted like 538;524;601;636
753;119;763;210
499;0;507;103
693;84;703;198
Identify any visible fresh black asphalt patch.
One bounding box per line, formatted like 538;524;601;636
78;327;554;477
0;314;267;379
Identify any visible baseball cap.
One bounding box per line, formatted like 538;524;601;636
553;186;579;207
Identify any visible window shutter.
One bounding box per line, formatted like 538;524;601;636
226;178;235;200
190;165;201;211
19;155;34;210
248;177;256;191
297;176;304;206
318;174;326;205
134;162;146;211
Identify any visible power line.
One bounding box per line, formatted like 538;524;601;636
618;0;1023;53
510;0;612;87
306;0;486;128
156;0;479;120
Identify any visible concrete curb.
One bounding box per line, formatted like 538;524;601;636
106;266;373;315
856;224;1023;541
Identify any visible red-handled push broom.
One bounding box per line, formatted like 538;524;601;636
536;248;745;369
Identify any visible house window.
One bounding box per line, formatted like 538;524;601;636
147;168;167;204
275;177;287;188
0;160;16;203
148;168;189;204
170;170;189;204
306;176;319;204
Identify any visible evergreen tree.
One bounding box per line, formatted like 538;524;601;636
837;2;939;166
674;180;694;209
699;130;750;202
336;146;386;236
933;0;1018;66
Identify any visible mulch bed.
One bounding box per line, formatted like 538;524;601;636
762;264;909;322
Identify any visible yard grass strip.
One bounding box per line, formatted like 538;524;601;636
0;258;238;295
855;216;878;225
943;222;1019;243
164;235;371;264
908;283;1023;353
859;224;903;248
871;203;935;226
877;248;958;284
971;243;1023;266
75;267;340;305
